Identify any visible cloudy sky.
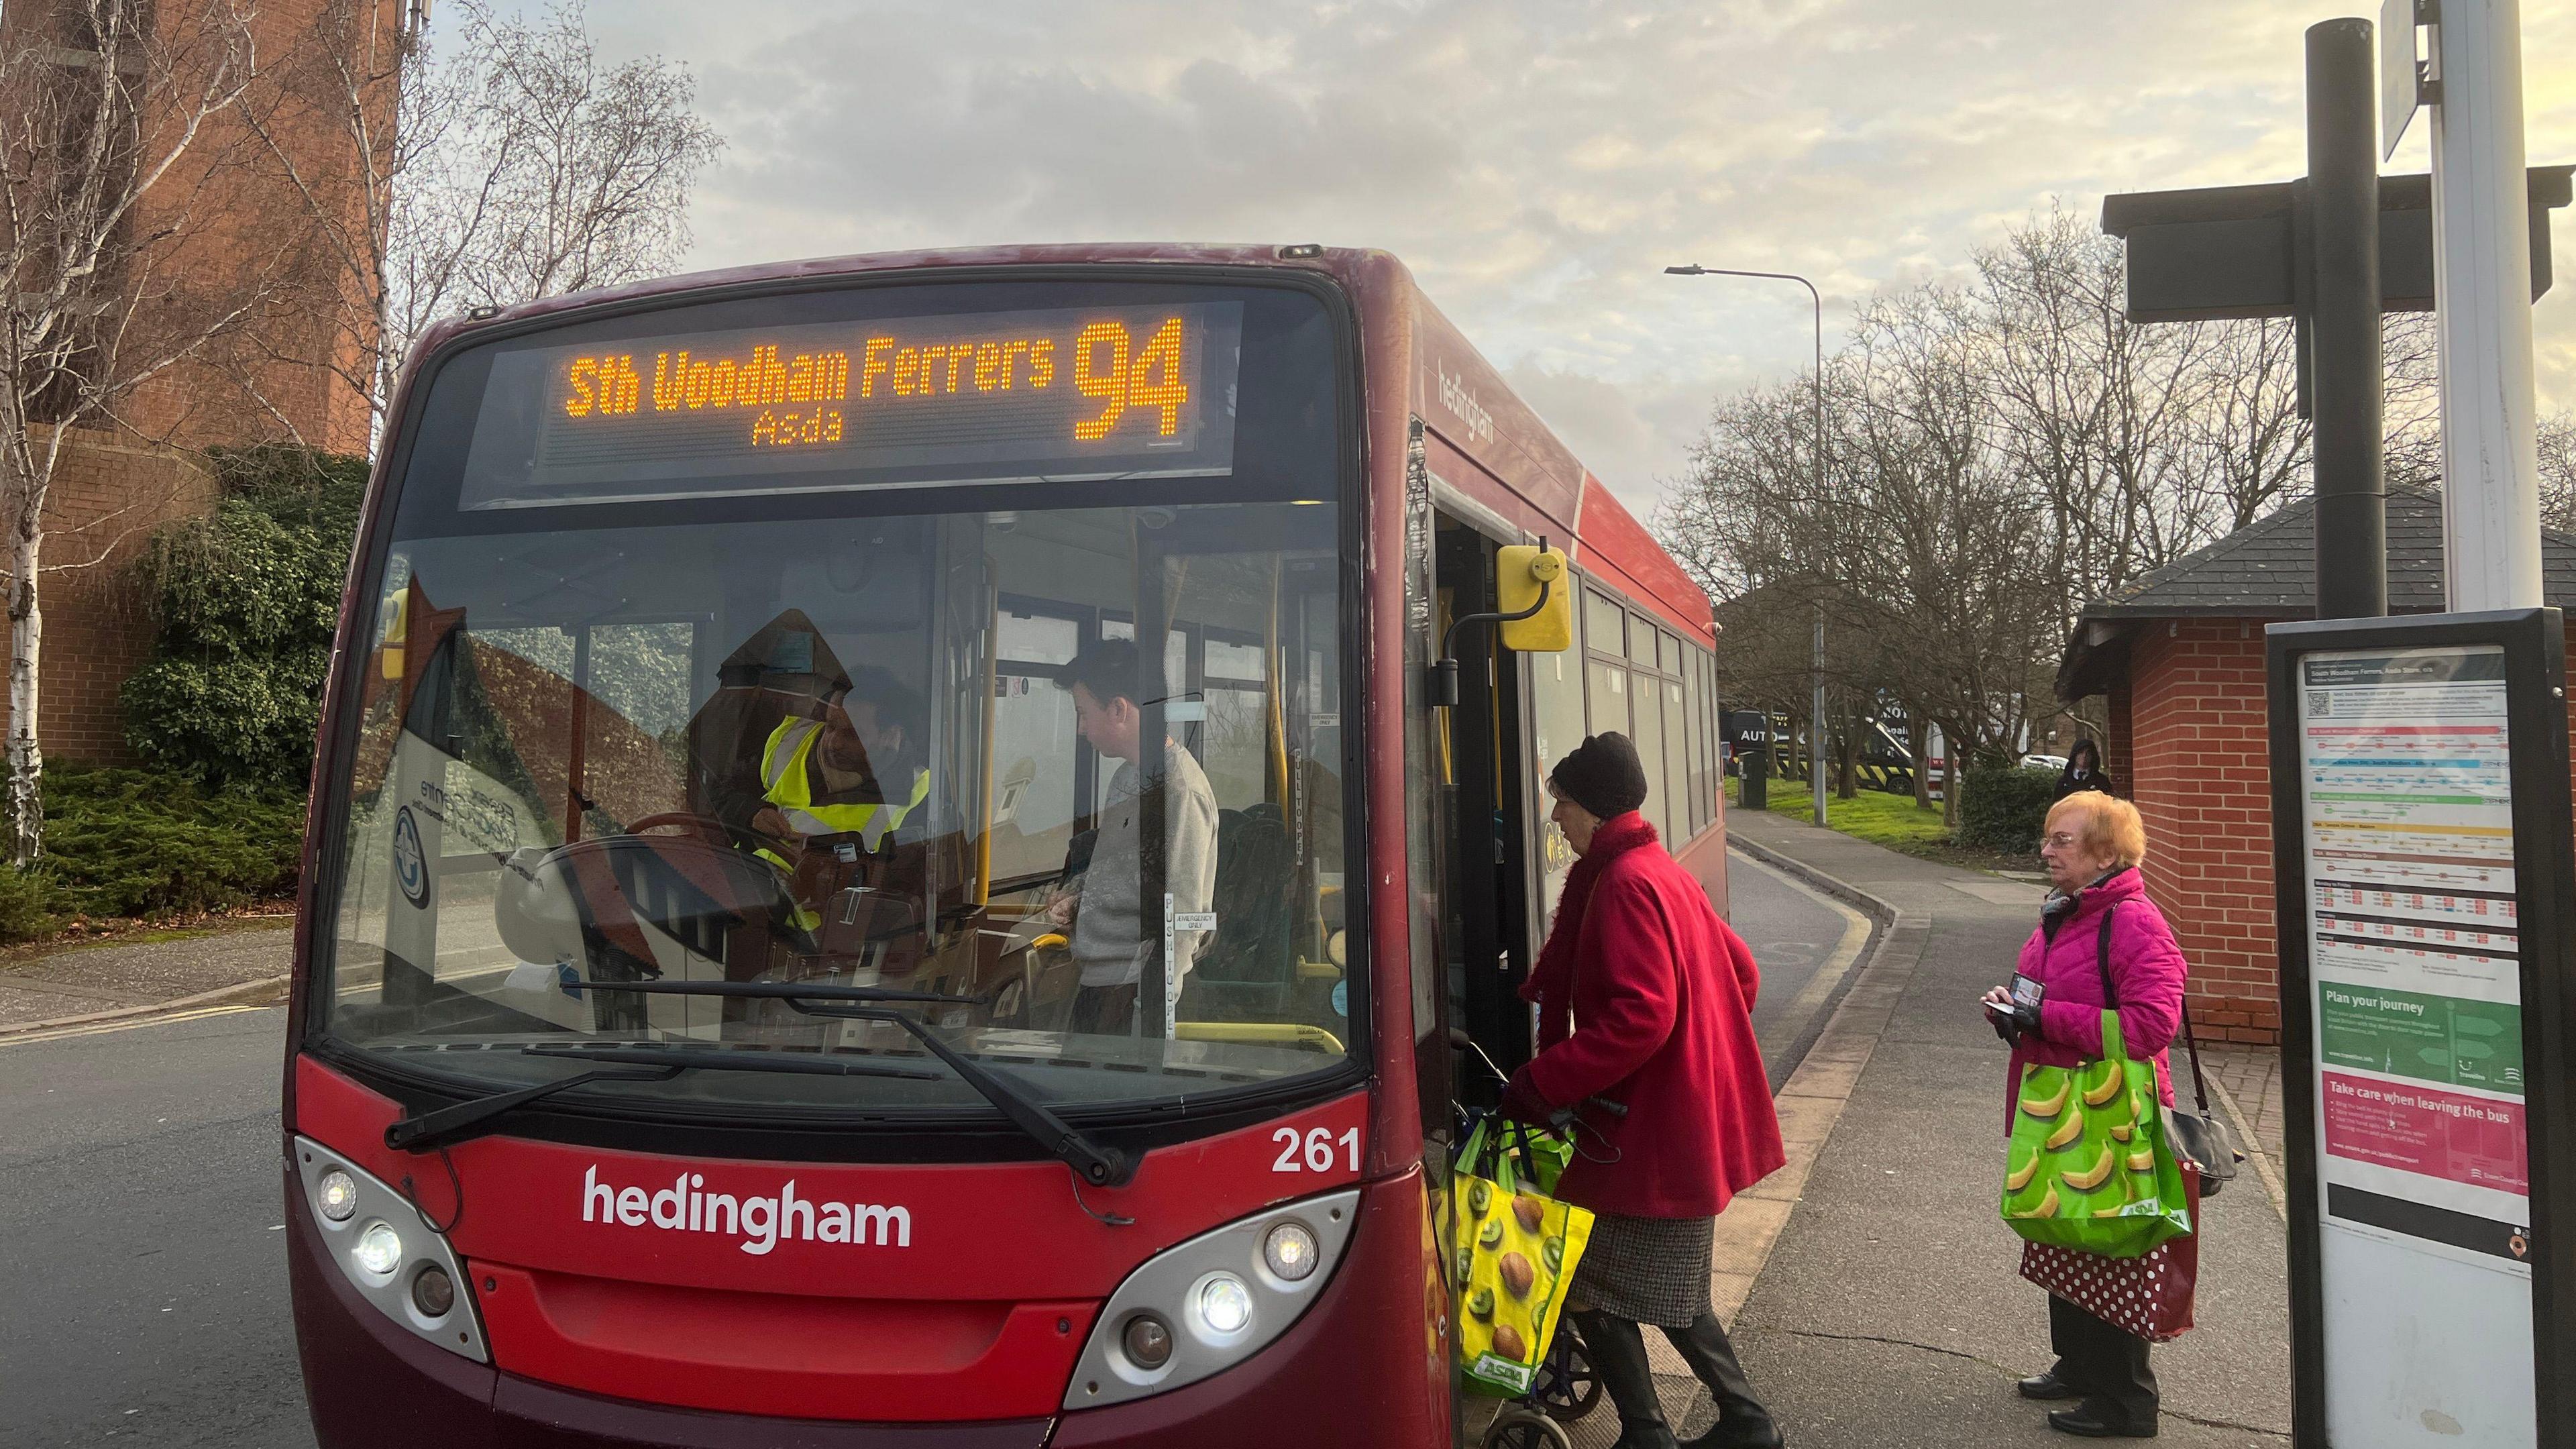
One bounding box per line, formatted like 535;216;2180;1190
495;1;2576;522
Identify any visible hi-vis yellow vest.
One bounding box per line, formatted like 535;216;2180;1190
759;716;929;853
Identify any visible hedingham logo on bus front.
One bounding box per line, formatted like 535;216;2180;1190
582;1166;912;1254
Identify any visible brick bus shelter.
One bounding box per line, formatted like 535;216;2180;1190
2055;485;2576;1046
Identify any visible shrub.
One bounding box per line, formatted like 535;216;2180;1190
123;445;366;790
1958;765;2059;854
27;767;305;921
0;861;58;942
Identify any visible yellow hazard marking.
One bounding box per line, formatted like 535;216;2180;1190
0;1002;268;1047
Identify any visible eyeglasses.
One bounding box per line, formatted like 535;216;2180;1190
2041;832;2082;849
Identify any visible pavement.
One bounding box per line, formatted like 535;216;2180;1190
1633;806;2296;1448
0;1004;314;1447
0;918;293;1032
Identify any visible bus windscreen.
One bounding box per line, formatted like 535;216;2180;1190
314;276;1355;1132
458;302;1243;510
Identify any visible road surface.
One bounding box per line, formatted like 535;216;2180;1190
0;853;1864;1445
1728;846;1874;1083
1;1005;313;1448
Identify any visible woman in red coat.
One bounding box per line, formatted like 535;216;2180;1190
1504;733;1788;1449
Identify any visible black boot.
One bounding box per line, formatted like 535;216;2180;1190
1568;1310;1681;1449
1663;1312;1784;1449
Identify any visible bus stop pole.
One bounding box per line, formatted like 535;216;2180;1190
2308;19;2387;620
2431;0;2546;610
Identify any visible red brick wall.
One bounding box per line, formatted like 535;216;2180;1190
123;0;398;456
7;427;218;765
5;0;396;456
2125;619;2280;1044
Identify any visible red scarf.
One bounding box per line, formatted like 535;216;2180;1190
1518;811;1659;1039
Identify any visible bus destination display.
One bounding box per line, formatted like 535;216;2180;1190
458;301;1241;510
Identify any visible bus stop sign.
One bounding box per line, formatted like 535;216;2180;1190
2102;166;2571;323
2266;608;2576;1448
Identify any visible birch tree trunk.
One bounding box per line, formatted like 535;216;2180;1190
9;500;42;867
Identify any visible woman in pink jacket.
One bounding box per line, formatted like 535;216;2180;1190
1980;792;2188;1440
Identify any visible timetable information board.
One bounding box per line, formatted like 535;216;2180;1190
2296;645;2532;1269
458;301;1243;510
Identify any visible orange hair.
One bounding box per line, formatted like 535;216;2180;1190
2045;792;2147;869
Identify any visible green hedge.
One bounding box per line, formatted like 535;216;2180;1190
0;765;305;938
1958;765;2059;854
123;445;366;790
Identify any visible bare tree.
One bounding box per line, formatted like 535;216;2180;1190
1662;204;2459;834
2533;408;2576;533
1668;290;2059;804
0;0;269;863
2182;315;2309;533
244;0;722;446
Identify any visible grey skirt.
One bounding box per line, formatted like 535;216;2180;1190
1570;1212;1713;1328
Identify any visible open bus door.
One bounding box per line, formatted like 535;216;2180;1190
1434;519;1612;1448
1433;519;1540;1111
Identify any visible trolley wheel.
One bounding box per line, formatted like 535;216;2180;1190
1481;1407;1574;1449
1532;1326;1603;1422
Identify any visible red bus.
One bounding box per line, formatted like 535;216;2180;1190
282;244;1729;1448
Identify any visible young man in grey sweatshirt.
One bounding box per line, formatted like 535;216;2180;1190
1049;638;1219;1036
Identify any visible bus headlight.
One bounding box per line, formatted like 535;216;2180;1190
353;1222;405;1276
315;1169;359;1222
1067;1188;1359;1410
1121;1313;1173;1369
1195;1274;1253;1336
411;1265;457;1318
293;1137;488;1364
1263;1220;1319;1281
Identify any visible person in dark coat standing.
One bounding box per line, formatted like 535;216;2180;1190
1503;733;1788;1449
2052;739;2112;802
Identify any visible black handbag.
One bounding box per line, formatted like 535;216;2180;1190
2164;1004;2244;1196
2090;906;2243;1197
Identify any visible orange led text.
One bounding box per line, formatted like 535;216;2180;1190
1073;317;1188;439
861;336;1057;397
647;345;851;413
751;409;846;447
562;355;643;417
556;315;1194;449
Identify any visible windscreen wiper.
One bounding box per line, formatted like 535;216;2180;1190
580;979;1136;1189
384;1044;944;1153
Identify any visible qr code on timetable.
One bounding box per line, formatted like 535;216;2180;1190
2307;692;2333;718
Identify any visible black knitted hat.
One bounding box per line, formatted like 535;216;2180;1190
1549;733;1648;819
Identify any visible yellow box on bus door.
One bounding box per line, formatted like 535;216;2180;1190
1496;545;1570;653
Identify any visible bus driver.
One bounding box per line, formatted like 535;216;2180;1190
1049;639;1219;1036
744;667;931;856
708;667;932;939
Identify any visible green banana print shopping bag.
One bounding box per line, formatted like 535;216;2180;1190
2000;908;2193;1258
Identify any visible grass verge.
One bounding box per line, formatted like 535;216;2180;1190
1730;777;2038;876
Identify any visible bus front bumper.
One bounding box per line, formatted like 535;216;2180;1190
288;1164;1441;1448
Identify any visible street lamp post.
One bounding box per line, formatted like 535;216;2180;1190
1666;264;1829;829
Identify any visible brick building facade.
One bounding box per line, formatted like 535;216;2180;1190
2059;486;2576;1045
1;2;398;764
26;429;218;763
